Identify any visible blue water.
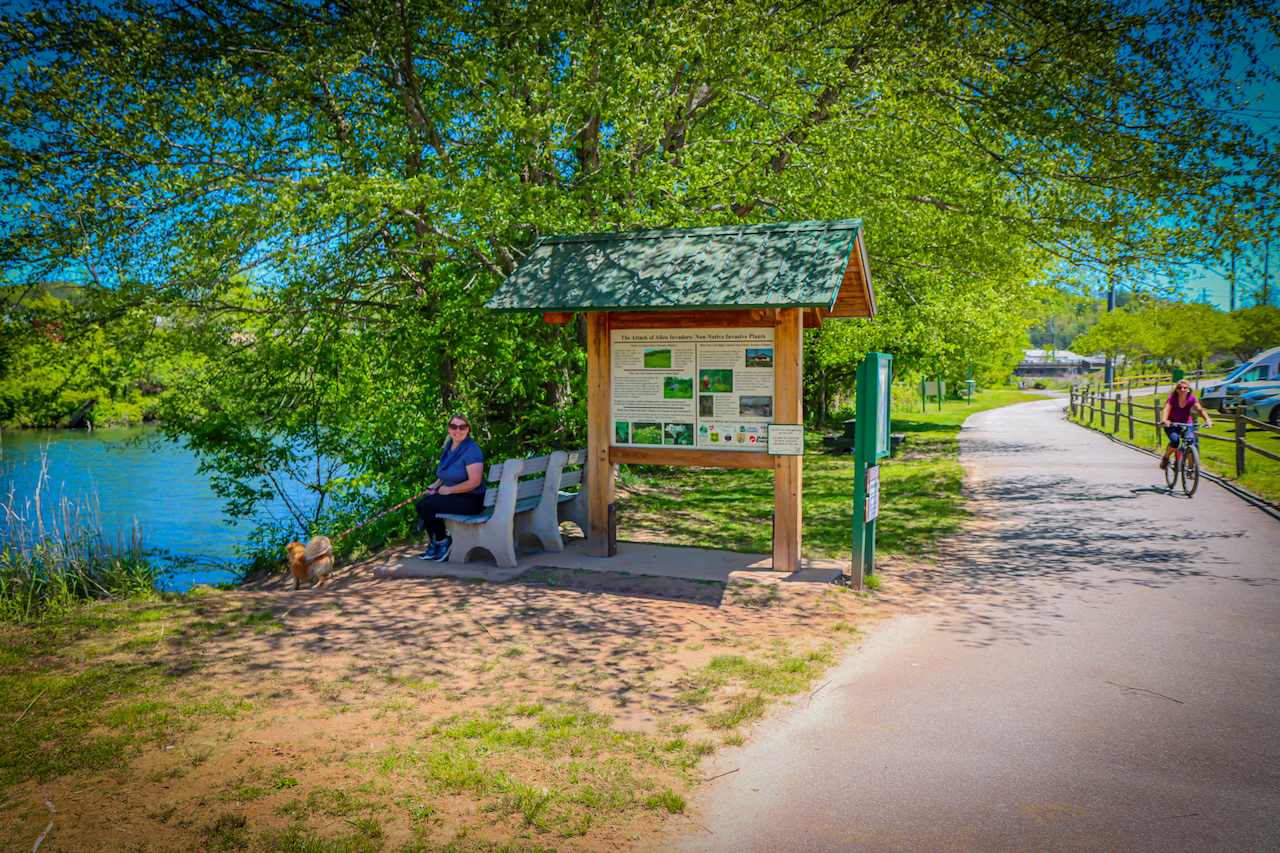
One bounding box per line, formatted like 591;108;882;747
0;427;295;591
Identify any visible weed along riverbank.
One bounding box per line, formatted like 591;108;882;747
0;392;1049;853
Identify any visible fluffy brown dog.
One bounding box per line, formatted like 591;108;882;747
285;535;333;590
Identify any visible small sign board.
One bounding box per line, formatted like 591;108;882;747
924;380;945;396
767;424;805;456
865;466;880;522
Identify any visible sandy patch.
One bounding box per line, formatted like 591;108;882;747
2;546;926;853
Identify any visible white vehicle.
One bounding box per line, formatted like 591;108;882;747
1200;345;1280;412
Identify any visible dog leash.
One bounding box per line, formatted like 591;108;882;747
332;487;433;542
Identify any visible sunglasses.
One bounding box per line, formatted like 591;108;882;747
448;422;470;430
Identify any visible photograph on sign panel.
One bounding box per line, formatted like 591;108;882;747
663;376;694;399
632;422;662;445
739;395;773;417
699;395;714;417
643;348;672;368
745;348;773;368
664;423;694;445
699;369;733;393
614;421;630;444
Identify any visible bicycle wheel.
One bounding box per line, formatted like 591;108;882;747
1165;449;1179;488
1182;446;1200;496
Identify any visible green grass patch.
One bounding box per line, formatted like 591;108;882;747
705;693;768;729
645;788;687;813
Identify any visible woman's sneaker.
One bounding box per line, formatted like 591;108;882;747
419;540;440;560
1159;458;1169;470
432;536;452;562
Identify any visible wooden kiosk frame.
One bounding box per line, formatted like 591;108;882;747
488;221;876;572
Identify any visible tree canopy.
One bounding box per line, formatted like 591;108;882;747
2;0;1277;553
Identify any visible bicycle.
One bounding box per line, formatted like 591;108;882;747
1163;423;1200;497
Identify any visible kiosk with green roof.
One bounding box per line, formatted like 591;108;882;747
486;220;876;573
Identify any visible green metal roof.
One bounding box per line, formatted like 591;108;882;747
487;220;873;315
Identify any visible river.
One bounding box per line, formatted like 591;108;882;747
0;426;305;591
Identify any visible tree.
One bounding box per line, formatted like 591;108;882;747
3;0;1276;556
1230;305;1280;361
1069;310;1151;375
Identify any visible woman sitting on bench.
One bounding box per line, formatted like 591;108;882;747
415;413;485;562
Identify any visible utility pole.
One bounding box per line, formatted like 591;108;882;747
1231;250;1236;312
1264;139;1272;307
1104;267;1116;386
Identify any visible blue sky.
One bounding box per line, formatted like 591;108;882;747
1179;38;1280;311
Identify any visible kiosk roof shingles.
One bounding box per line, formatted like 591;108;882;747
487;220;875;318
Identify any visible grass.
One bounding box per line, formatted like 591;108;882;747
1073;392;1280;502
617;389;1055;558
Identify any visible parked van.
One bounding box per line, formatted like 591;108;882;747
1200;345;1280;412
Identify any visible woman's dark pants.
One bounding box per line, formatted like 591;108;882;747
415;492;485;541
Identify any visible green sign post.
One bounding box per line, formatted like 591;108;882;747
853;352;893;583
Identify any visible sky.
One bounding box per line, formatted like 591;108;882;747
1178;36;1280;311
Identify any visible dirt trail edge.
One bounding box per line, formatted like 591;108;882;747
666;397;1280;853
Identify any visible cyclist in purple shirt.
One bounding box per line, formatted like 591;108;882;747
1159;379;1213;471
415;413;485;562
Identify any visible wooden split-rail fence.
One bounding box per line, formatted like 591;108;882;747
1069;384;1280;476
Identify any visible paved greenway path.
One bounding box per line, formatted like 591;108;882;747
671;396;1280;853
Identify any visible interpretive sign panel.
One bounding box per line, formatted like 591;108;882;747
876;357;891;459
611;328;775;451
767;424;805;456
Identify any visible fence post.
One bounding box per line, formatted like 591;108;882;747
1069;387;1076;418
1154;398;1161;446
1236;408;1246;477
1114;396;1121;434
1089;386;1095;425
1127;394;1134;441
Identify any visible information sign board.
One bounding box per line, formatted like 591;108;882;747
767;424;805;456
610;328;775;452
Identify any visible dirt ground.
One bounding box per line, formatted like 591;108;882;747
2;541;926;853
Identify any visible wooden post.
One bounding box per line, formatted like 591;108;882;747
586;312;615;557
1154;398;1161;446
1113;395;1121;434
1236;408;1247;477
1069;387;1076;418
773;308;803;572
1089;387;1095;425
1127;394;1134;442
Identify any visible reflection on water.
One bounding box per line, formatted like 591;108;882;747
0;426;296;591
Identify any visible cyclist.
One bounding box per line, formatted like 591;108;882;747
1160;379;1213;470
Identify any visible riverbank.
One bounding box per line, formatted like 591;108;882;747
0;426;258;591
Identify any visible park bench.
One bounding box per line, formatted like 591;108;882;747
438;448;588;568
821;418;906;455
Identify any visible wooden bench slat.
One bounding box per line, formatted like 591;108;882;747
514;478;547;502
519;454;553;475
437;510;494;524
